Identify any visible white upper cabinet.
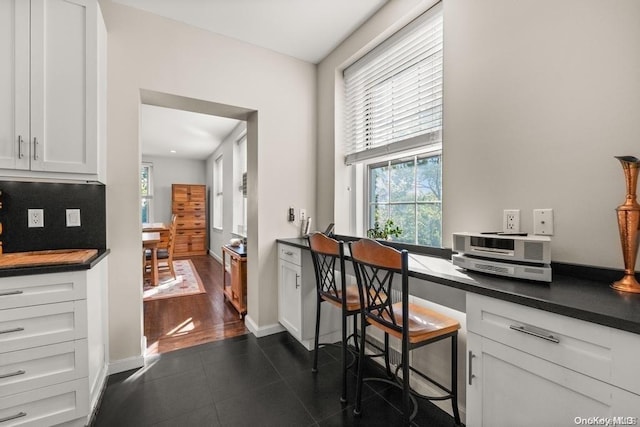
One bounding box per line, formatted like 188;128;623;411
0;0;104;178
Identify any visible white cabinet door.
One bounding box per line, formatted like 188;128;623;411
30;0;98;174
467;332;640;427
278;259;302;340
0;0;29;170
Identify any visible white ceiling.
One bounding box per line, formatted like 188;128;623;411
140;104;240;160
111;0;388;63
130;0;388;160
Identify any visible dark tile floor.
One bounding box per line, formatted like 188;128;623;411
92;332;462;426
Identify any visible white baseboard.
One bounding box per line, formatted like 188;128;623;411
108;355;145;375
245;315;285;337
209;249;222;263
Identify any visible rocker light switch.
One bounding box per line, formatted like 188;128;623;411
66;209;81;227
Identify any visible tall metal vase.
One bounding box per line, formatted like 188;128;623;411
612;156;640;293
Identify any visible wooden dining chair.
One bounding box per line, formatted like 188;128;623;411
349;238;461;425
145;214;178;280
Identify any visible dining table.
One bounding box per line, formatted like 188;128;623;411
142;231;161;286
142;222;170;249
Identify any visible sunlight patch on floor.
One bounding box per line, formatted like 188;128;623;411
166;317;195;337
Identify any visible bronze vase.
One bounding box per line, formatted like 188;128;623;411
612;156;640;293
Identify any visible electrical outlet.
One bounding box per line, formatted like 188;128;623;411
300;209;306;222
503;209;520;233
533;209;554;235
28;209;44;228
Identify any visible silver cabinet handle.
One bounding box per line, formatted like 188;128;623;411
295;273;300;289
0;412;27;423
0;327;24;335
468;351;476;385
509;324;559;343
0;290;23;297
33;137;38;160
284;251;294;256
18;135;24;159
0;369;25;379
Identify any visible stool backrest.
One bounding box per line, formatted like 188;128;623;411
308;232;347;306
349;238;409;334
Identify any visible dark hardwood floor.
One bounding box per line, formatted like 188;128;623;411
143;254;248;355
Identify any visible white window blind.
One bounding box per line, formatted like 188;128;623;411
344;3;443;165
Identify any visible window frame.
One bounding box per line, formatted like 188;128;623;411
213;155;223;230
141;162;154;224
363;145;442;246
233;132;247;237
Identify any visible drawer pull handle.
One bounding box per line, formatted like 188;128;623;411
468;351;476;385
18;135;25;159
0;327;24;335
0;369;26;379
0;290;23;297
509;324;559;343
284;251;294;256
0;412;26;423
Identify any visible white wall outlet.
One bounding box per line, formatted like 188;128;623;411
533;209;554;235
503;209;520;233
66;209;81;227
299;208;306;222
28;209;44;228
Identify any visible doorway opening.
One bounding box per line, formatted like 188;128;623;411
139;90;256;355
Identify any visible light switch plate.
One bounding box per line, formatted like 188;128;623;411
66;209;81;227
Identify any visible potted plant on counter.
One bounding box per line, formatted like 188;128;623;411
367;218;403;240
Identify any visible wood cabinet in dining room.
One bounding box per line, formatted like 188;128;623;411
172;184;207;257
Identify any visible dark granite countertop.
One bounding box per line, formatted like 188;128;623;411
277;237;640;335
0;248;110;278
223;244;247;257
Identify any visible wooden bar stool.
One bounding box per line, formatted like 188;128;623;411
307;232;361;403
349;238;461;425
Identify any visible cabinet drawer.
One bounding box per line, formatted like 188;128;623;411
175;214;206;230
466;293;640;393
172;201;205;213
0;340;88;397
278;244;301;266
0;272;86;310
0;378;88;426
0;302;87;353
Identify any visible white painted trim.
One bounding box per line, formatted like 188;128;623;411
209;249;222;263
87;363;109;426
89;362;108;412
244;315;285;337
108;355;144;375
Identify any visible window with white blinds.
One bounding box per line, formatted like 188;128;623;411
344;3;443;165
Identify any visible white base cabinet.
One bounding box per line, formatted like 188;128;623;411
0;258;108;427
466;293;640;427
277;243;341;350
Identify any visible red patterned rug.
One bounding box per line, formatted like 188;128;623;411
143;259;206;301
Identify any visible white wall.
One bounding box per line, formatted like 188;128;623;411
142;155;207;224
318;0;640;270
207;121;247;261
102;0;316;365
